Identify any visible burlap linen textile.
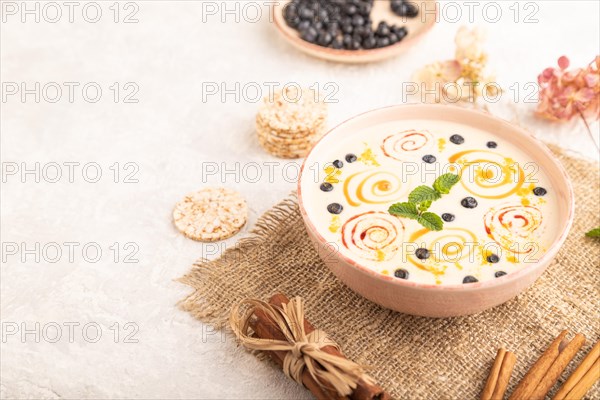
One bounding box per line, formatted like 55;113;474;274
179;146;600;399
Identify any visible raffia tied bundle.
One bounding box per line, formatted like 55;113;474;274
229;294;390;400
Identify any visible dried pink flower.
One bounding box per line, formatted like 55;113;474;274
536;55;600;121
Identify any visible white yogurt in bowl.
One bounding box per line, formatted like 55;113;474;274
301;118;559;286
298;105;574;316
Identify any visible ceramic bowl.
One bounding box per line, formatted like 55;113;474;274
298;104;574;317
272;0;437;64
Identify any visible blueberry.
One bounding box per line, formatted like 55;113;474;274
332;160;343;168
297;20;311;31
327;203;343;215
376;37;390;48
286;16;301;28
342;23;353;34
345;153;357;163
358;2;372;15
353;25;368;37
494;271;507;278
461;197;478;209
362;34;377;49
415;248;430;260
350;39;361;50
317;31;333;46
299;7;314;20
394;268;409;279
343;34;353;48
533;187;547;196
449;134;465;145
463;275;479;284
487;254;500;263
351;15;364;26
376;21;390;37
301;27;318;43
486;141;497;149
320;182;333;192
331;37;344;49
422;154;436;164
388;32;399;44
391;1;419;18
345;4;357;15
394;26;408;40
442;213;455;222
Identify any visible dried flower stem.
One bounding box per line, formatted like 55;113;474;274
578;109;600;154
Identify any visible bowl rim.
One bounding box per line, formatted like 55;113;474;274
297;103;575;291
271;0;438;62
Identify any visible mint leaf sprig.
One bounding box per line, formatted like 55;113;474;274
389;173;460;231
585;227;600;238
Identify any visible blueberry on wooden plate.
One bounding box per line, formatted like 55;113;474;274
391;0;419;18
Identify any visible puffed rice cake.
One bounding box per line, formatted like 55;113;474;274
173;187;247;242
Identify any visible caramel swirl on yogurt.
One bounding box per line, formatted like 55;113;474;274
343;170;409;207
449;150;525;199
381;129;434;161
341;212;405;261
484;204;543;254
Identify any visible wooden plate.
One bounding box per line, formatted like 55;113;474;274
272;0;437;63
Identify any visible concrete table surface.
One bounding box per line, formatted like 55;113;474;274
1;1;599;398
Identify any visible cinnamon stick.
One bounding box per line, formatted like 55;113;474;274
250;317;344;400
482;348;517;400
492;351;517;399
510;331;569;400
563;358;600;399
482;348;506;400
528;333;585;399
510;331;587;400
553;340;600;400
251;293;390;400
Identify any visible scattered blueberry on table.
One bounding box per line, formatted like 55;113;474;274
442;213;455;222
422;154;437;164
320;182;334;192
494;271;507;278
394;268;409;279
533;187;547;196
415;248;430;260
327;202;343;214
463;275;479;284
449;134;465;145
461;197;478;209
284;0;411;50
